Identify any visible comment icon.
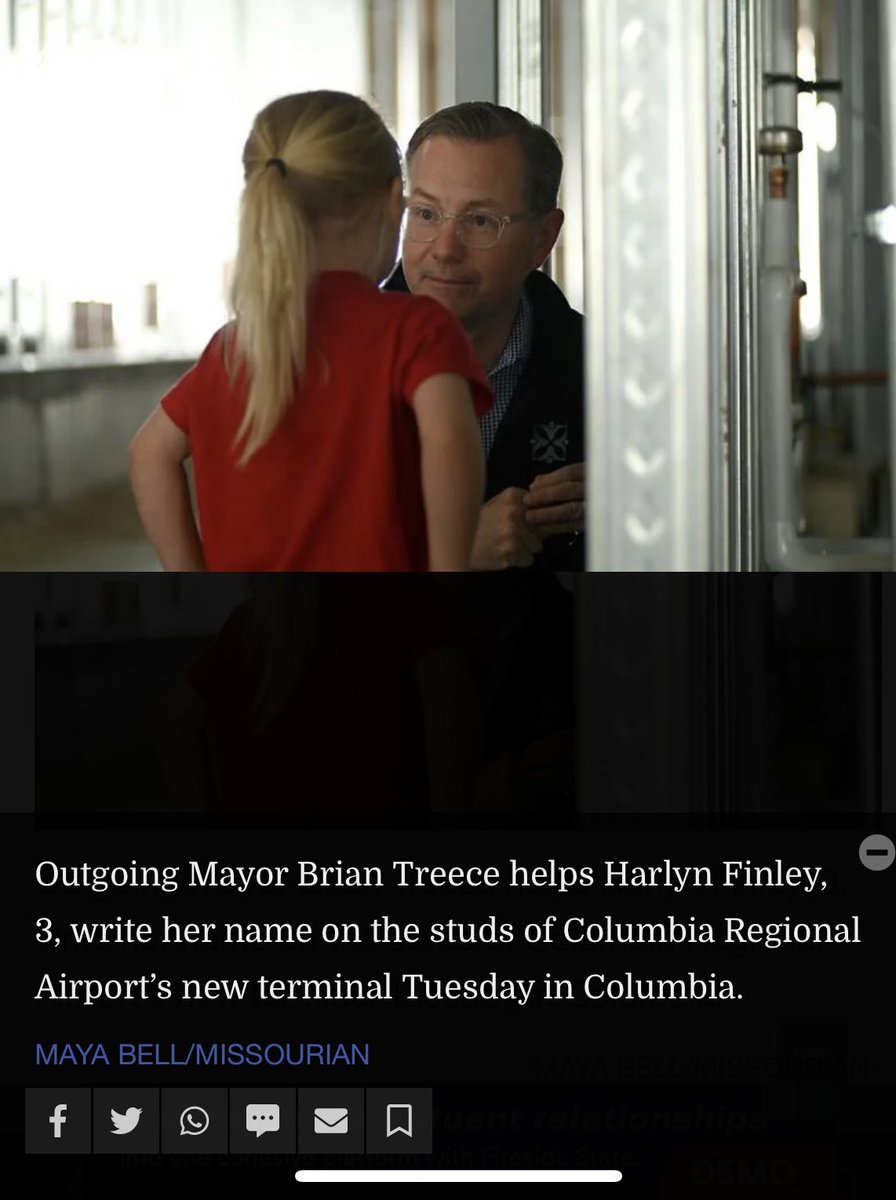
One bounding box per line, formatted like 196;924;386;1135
246;1102;280;1138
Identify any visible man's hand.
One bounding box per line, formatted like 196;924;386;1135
471;488;544;570
522;461;586;535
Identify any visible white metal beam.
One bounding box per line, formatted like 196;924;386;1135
583;0;721;570
882;0;896;565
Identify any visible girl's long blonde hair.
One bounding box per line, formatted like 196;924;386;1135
228;91;402;461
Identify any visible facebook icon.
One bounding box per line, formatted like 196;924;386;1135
49;1104;67;1138
26;1089;91;1154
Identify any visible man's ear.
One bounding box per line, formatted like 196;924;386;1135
530;208;565;269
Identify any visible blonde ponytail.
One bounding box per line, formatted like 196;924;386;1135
227;92;402;463
229;164;315;461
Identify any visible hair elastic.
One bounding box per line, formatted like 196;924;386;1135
265;157;287;178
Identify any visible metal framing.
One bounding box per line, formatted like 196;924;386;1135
883;0;896;562
545;0;585;309
583;0;720;570
497;0;543;120
366;0;399;129
725;0;761;570
454;0;497;102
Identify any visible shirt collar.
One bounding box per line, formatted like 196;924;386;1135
488;289;534;379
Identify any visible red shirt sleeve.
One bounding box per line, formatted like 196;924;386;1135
396;296;492;416
160;327;230;434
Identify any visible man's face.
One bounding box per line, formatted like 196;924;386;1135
402;135;559;335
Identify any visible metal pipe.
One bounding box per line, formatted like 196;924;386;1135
726;0;760;570
770;0;798;128
708;0;729;569
757;0;892;569
759;164;891;568
759;186;801;560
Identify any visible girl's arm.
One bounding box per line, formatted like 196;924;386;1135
412;373;485;572
129;406;206;571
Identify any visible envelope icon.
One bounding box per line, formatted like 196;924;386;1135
314;1107;349;1134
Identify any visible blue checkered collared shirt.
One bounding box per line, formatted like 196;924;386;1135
480;291;533;458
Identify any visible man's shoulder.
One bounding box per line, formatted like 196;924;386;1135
524;270;583;336
522;271;583;396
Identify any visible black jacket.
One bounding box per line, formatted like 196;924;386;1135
385;265;585;571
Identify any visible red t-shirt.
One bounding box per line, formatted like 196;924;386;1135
161;271;492;571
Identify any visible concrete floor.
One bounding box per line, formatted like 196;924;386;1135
0;481;160;572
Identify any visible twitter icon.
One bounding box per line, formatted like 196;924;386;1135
94;1090;159;1154
111;1106;142;1135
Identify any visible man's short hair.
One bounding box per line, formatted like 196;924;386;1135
406;102;563;216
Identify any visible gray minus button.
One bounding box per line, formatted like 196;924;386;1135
859;835;895;871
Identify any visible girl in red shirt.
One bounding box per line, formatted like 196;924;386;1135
129;91;490;571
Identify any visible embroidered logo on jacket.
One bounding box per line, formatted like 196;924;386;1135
530;422;569;464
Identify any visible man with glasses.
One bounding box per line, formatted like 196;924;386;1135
387;102;585;572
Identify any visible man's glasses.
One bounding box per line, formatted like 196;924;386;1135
402;203;531;249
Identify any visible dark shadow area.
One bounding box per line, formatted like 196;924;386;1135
578;574;883;814
34;572;883;818
34;573;577;819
